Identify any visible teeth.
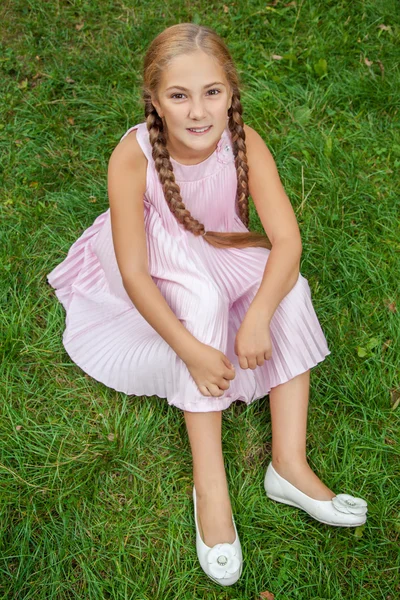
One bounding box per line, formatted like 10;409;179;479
189;126;209;132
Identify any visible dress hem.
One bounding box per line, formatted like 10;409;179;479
168;349;331;412
60;334;331;413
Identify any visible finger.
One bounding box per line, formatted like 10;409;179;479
224;368;236;380
199;385;211;397
208;383;224;397
239;356;248;369
219;379;230;390
223;356;235;370
256;354;265;366
247;357;257;370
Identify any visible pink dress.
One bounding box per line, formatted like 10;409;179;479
46;121;331;412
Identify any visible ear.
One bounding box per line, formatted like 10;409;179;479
151;97;163;118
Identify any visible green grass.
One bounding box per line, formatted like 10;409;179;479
1;0;399;598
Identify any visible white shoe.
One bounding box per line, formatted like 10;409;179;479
193;485;243;586
264;462;368;527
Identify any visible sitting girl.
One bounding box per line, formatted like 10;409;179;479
47;22;368;587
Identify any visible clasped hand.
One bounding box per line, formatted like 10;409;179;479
234;307;272;370
183;306;273;398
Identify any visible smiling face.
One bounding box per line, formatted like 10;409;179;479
151;50;233;164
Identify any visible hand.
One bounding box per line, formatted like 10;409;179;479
183;342;236;397
234;308;272;370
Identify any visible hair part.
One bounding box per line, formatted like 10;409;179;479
142;23;271;250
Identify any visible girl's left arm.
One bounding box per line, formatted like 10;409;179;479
242;124;303;324
248;238;302;324
235;235;302;369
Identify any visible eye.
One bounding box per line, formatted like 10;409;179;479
170;89;221;99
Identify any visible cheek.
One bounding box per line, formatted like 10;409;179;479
170;106;186;118
217;102;230;115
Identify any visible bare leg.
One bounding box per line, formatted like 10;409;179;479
269;369;336;500
184;410;236;546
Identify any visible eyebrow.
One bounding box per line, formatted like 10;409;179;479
165;81;226;92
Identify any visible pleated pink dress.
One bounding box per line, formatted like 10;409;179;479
47;121;331;412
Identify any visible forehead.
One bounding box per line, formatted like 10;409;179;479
160;51;227;90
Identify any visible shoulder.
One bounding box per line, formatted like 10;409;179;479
243;123;255;138
108;128;147;193
243;123;278;171
111;127;148;166
108;128;147;178
244;123;269;153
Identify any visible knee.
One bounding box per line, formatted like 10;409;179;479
188;281;227;327
178;281;229;347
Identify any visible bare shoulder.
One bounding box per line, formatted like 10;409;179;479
107;129;148;203
244;123;269;151
243;123;278;171
110;129;147;166
243;123;255;137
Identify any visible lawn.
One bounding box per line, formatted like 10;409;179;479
0;0;399;598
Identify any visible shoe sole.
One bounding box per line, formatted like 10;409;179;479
266;492;367;527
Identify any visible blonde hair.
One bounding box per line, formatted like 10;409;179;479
142;23;271;250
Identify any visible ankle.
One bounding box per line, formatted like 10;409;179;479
194;476;229;498
272;455;308;470
195;484;230;504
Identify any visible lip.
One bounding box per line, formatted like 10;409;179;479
186;125;212;135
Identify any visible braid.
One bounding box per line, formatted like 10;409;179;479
144;96;206;237
227;91;250;228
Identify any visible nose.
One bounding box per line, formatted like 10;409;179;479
188;97;207;120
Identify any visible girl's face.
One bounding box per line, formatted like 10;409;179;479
151;50;233;164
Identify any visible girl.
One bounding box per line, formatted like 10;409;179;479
47;23;368;587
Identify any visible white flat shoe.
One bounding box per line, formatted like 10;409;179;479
264;463;368;527
193;485;243;586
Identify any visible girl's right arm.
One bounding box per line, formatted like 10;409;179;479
107;129;200;364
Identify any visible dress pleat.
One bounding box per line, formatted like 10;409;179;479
47;121;331;412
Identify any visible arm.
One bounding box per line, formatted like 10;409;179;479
123;273;200;362
249;239;302;324
243;124;303;324
108;130;200;363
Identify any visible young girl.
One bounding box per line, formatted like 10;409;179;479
47;23;368;587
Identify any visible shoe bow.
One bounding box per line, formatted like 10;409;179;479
206;543;241;579
331;494;368;516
